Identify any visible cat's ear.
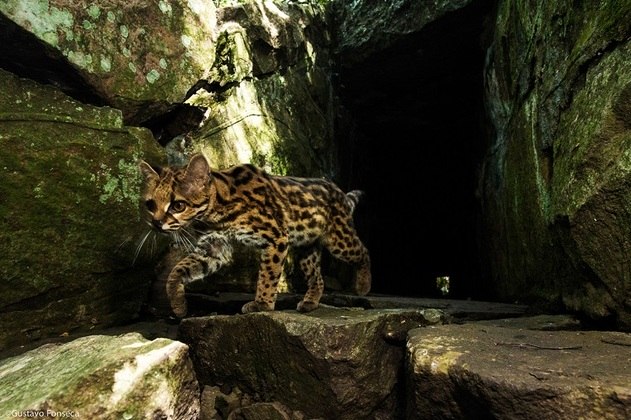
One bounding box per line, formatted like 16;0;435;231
185;154;211;186
139;161;161;180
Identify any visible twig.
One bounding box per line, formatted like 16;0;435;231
495;342;582;350
601;338;631;347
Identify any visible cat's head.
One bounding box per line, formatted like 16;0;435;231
139;154;212;233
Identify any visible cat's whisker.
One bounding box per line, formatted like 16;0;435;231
179;228;198;252
150;233;157;257
116;236;132;253
133;230;153;265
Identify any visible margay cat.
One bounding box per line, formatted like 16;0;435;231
139;154;371;317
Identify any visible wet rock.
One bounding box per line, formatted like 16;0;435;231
179;308;442;419
0;69;165;351
406;324;631;419
0;333;199;419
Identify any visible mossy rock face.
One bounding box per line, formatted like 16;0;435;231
481;1;631;328
0;333;199;419
0;69;166;350
0;0;217;121
180;0;336;178
187;67;335;178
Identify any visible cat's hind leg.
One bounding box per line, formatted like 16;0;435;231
296;246;324;313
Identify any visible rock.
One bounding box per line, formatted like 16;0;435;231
334;0;474;66
183;292;527;323
0;333;199;419
180;0;337;178
406;324;631;419
228;402;296;420
0;0;217;122
326;294;529;322
0;68;165;351
178;308;443;419
477;314;582;331
480;1;631;328
200;384;300;420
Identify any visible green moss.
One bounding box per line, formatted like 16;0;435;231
210;29;253;85
0;69;165;350
251;142;291;175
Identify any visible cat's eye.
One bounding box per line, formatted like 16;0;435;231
145;200;156;212
170;201;187;213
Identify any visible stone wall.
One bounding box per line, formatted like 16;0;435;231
480;1;631;328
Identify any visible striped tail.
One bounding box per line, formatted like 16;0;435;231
346;190;365;213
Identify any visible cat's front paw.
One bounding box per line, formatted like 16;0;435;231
166;282;188;318
296;300;319;313
241;301;274;313
172;303;188;318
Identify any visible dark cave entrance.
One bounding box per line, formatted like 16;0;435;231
336;1;494;300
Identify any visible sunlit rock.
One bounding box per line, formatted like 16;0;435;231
179;0;336;178
0;0;217;122
0;333;199;419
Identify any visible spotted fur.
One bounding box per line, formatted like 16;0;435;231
139;154;371;317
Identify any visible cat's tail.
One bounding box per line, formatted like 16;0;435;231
346;190;365;213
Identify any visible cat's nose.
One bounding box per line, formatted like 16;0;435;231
152;219;164;229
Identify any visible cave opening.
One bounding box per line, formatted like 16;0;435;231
336;1;495;300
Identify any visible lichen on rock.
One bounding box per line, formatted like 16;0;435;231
0;0;217;121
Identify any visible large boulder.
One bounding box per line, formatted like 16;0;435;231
0;0;217;122
178;307;444;419
406;323;631;419
0;68;165;351
481;1;631;328
0;333;199;419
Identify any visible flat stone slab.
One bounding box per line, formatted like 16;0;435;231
406;324;631;419
186;292;529;321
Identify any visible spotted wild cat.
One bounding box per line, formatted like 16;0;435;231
139;154;371;317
